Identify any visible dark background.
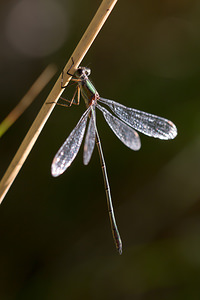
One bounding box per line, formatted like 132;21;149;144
1;0;200;299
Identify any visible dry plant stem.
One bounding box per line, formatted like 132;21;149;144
0;64;57;137
0;0;118;204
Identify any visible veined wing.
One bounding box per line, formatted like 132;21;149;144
97;104;141;151
51;107;91;177
83;107;96;165
99;98;177;140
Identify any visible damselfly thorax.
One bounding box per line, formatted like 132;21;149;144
52;64;177;254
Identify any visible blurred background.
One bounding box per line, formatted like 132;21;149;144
1;0;200;299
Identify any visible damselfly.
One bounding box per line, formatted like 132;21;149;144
51;64;177;254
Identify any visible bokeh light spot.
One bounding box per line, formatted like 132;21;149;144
5;0;69;57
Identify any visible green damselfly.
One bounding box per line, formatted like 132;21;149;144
51;64;177;254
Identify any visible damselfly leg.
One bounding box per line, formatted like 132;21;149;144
51;65;177;254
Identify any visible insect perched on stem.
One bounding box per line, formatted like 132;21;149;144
51;61;177;254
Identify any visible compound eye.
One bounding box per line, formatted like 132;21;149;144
85;68;91;76
77;68;83;76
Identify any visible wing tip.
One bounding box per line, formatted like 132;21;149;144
51;160;65;177
168;121;178;140
51;166;60;177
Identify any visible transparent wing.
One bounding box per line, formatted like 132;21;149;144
99;98;177;140
51;107;91;177
97;104;141;151
83;108;96;165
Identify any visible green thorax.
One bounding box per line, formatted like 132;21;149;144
74;68;99;107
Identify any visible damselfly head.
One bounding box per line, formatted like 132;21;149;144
75;67;91;79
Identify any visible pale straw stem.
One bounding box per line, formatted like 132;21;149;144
0;0;118;203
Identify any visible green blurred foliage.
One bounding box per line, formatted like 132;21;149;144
1;0;200;299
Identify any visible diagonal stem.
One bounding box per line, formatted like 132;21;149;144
0;64;57;138
0;0;118;204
